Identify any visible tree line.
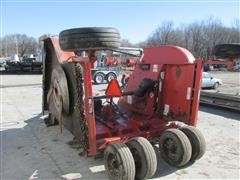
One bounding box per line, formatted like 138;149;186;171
0;34;38;58
0;17;239;59
135;17;240;59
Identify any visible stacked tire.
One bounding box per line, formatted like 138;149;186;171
59;27;120;51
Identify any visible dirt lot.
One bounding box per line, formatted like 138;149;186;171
0;73;239;179
204;71;240;95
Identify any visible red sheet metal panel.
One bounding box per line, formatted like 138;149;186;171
160;64;195;124
50;36;75;63
121;45;198;119
190;60;203;126
143;46;195;64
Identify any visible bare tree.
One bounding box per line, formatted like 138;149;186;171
121;39;133;47
229;18;240;43
144;18;240;59
147;21;175;46
0;34;38;58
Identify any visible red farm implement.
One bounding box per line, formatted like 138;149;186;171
40;27;206;180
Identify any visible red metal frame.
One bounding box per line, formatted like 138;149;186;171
189;60;203;126
204;59;234;70
81;60;97;156
47;38;203;156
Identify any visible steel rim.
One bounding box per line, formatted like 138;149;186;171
108;74;115;82
130;147;142;170
96;74;104;83
162;138;181;162
106;153;121;178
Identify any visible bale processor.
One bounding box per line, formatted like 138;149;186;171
40;27;206;180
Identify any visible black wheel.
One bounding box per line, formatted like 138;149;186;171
47;67;70;114
121;75;129;87
59;27;120;51
179;126;206;162
104;142;135;180
46;66;70;126
107;72;117;83
159;128;192;168
213;82;219;89
94;72;105;84
127;137;157;180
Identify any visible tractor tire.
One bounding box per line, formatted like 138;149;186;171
59;27;120;51
159;128;192;168
121;75;129;88
46;66;70;126
106;72;117;83
94;72;105;84
104;142;135;180
48;67;70;114
179;126;206;162
43;39;88;154
127;137;157;180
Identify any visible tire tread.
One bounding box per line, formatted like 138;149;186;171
59;27;120;51
105;142;135;180
159;128;192;167
179;126;206;161
128;137;157;179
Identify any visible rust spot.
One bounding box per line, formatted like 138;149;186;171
176;66;182;78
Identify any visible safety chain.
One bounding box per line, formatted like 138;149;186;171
74;62;89;155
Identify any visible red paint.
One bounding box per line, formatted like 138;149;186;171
49;37;202;156
81;60;97;156
51;36;75;62
105;79;122;97
126;58;136;67
204;59;234;70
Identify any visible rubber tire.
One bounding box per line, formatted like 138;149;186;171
159;128;192;168
59;27;120;51
104;142;135;180
179;126;206;161
94;72;105;84
49;67;70;114
213;82;219;89
107;72;117;83
121;76;129;87
127;137;157;180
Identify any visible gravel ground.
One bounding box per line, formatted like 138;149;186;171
203;71;240;95
0;74;239;180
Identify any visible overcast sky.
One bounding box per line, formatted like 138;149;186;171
1;0;239;43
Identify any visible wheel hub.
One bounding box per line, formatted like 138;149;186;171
108;75;114;81
164;138;180;161
96;76;103;83
47;66;70;123
107;154;120;177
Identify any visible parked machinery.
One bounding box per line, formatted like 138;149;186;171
93;48;140;84
91;47;139;84
41;27;206;180
4;56;42;73
91;52;120;84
